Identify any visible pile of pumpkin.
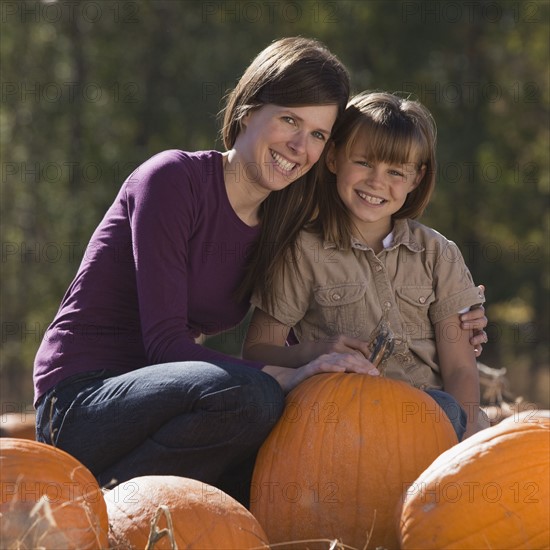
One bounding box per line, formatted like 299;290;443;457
1;374;549;549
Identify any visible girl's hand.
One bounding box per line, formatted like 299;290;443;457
262;352;379;394
459;285;488;357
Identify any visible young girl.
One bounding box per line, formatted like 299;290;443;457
243;91;487;440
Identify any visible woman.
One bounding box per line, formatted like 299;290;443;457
34;38;487;505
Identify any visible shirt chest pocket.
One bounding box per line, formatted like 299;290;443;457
313;283;367;337
395;286;435;339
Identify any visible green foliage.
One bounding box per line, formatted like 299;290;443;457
1;0;548;408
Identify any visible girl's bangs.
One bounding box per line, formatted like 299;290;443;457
345;117;428;167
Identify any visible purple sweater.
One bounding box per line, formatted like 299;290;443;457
33;150;265;405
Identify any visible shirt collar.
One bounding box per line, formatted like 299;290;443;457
323;219;424;253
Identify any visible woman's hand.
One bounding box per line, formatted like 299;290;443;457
459;286;488;357
262;352;379;394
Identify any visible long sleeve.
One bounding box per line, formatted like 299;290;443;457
34;150;263;405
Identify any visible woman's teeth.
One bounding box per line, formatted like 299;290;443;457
271;150;296;172
357;190;385;205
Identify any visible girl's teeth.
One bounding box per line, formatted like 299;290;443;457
271;151;296;172
358;191;384;205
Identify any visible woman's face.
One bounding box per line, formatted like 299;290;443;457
232;103;338;193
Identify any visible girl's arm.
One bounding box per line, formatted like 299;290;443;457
435;313;485;438
243;307;374;367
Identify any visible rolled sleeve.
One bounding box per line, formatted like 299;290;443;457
251;267;310;328
429;285;485;325
429;240;485;324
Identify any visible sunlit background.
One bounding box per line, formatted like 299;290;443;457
1;0;549;415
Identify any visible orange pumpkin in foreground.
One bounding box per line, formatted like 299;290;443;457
251;373;458;549
104;475;269;549
0;438;108;549
399;411;550;549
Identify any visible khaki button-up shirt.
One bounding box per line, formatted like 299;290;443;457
251;218;485;389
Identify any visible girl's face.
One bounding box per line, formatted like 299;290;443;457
232;103;338;194
327;134;425;235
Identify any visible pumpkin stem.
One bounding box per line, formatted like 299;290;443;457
367;314;395;375
145;504;177;550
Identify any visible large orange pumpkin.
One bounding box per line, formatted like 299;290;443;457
0;438;108;549
104;475;269;549
399;412;550;549
250;373;458;549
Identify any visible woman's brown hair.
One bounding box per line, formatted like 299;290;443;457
223;37;351;304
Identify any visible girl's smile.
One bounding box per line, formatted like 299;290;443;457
356;189;387;206
327;134;425;242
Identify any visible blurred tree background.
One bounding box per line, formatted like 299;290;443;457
1;0;549;414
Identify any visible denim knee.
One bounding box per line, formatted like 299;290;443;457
425;389;467;441
218;368;285;442
35;370;112;447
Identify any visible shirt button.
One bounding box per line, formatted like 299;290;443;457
375;265;383;272
332;293;341;301
383;301;392;309
419;296;426;304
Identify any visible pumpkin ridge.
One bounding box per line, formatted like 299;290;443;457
446;509;542;548
324;382;340;539
352;377;367;540
446;504;536;548
344;375;369;542
310;374;341;540
415;426;548;478
429;440;548;480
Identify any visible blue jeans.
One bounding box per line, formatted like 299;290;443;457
35;362;285;506
426;389;467;441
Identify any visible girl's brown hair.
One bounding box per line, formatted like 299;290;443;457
314;91;437;249
226;37;351;303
